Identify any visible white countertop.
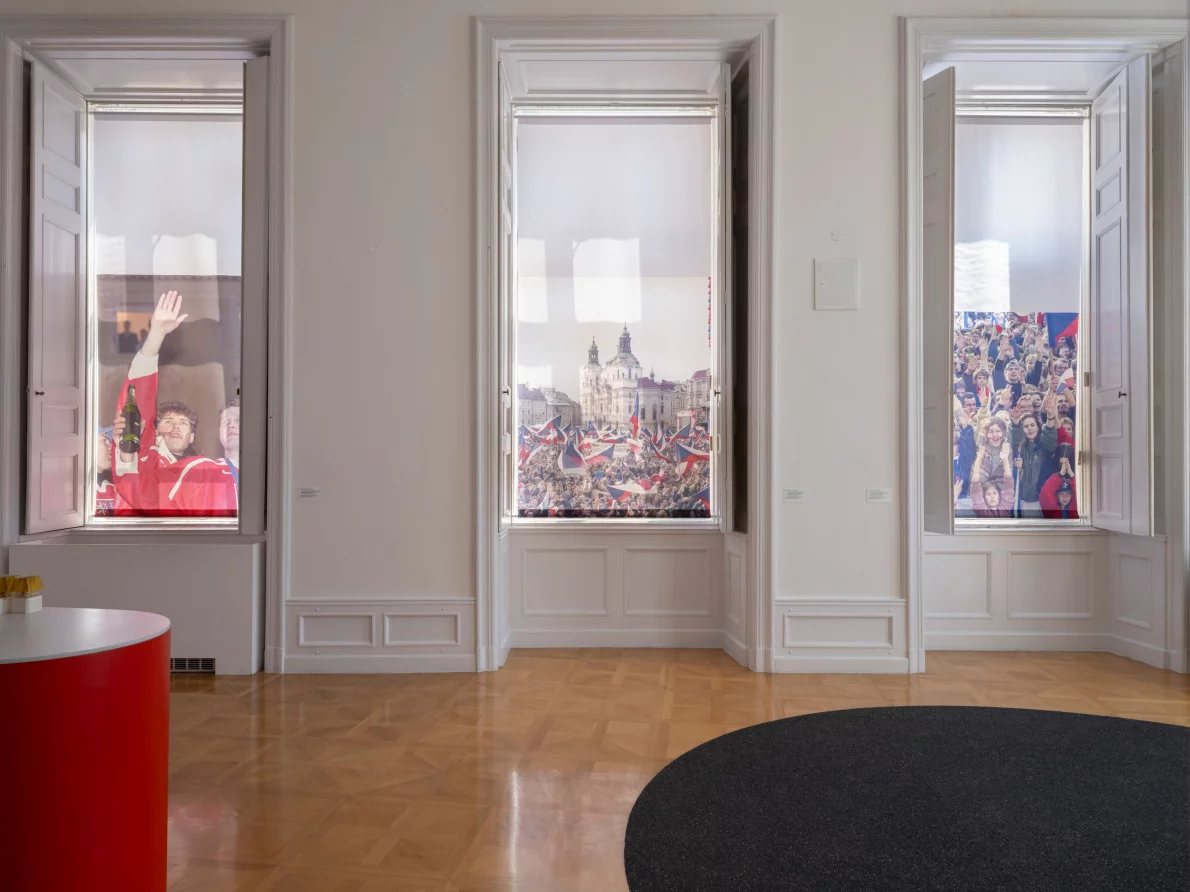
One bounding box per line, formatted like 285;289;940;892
0;607;170;664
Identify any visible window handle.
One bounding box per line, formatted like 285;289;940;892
1118;391;1127;398
33;390;44;396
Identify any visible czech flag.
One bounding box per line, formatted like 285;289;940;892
1046;313;1079;350
534;415;564;443
606;480;654;500
558;437;587;476
674;442;710;476
695;487;711;510
671;423;693;442
584;442;616;464
646;437;672;464
630;390;641;439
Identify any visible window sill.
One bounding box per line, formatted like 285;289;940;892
510;517;722;533
937;522;1099;536
19;527;260;545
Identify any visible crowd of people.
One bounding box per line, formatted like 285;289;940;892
952;312;1079;520
95;291;240;519
518;422;711;518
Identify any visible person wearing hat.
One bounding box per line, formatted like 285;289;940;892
1040;454;1079;520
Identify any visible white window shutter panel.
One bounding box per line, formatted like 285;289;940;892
1089;64;1144;534
497;60;516;531
238;56;269;536
26;63;87;534
921;67;955;536
1124;55;1151;537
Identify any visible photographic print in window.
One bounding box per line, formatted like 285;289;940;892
952;312;1078;520
515;118;715;519
91;112;242;520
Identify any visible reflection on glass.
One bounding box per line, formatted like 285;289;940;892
91;112;242;521
515;119;714;519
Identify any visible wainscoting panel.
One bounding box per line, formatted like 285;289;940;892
509;528;724;648
298;613;375;647
1006;551;1094;619
924;551;993;619
924;532;1107;652
624;547;711;616
723;533;748;665
1105;535;1168;667
773;600;907;672
285;600;477;672
522;547;609;616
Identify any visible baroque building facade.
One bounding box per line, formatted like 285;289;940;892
579;325;711;430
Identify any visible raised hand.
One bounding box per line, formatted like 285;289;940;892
149;290;188;336
140;291;187;359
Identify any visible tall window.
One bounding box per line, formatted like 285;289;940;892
951;114;1085;523
90;110;243;523
513;116;719;520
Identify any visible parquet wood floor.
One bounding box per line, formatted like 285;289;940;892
166;649;1190;890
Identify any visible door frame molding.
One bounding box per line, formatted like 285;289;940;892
0;14;293;672
901;17;1190;673
474;15;779;671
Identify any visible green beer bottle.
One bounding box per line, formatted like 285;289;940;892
120;385;142;455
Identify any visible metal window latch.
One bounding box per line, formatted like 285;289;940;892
1118;391;1127;398
33;390;44;396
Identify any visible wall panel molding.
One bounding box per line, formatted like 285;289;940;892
623;546;711;616
285;599;476;673
521;546;609;616
1005;550;1094;619
923;550;993;619
296;612;375;648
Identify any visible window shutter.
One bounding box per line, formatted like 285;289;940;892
921;67;956;535
498;61;516;530
25;62;86;534
238;56;269;536
1090;59;1151;535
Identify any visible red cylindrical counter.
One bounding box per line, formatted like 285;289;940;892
0;607;170;892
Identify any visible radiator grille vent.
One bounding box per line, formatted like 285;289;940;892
170;657;215;674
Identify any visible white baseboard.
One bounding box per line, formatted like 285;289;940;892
772;654;911;674
282;653;477;674
500;637;511;666
722;630;748;666
264;645;283;674
925;631;1107;651
1106;633;1170;669
507;628;724;649
1169;648;1189;674
751;646;771;673
909;647;926;674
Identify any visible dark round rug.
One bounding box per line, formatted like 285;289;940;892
625;707;1190;892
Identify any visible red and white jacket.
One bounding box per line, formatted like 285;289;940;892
112;352;238;518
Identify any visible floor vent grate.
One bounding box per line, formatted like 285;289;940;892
170;657;216;674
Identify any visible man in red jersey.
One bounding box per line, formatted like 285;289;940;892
111;291;238;518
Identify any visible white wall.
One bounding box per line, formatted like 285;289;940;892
4;0;1186;674
92;114;242;277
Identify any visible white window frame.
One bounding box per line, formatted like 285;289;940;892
506;102;727;531
474;16;777;672
0;16;293;672
950;105;1093;532
902;17;1190;674
83;102;246;531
